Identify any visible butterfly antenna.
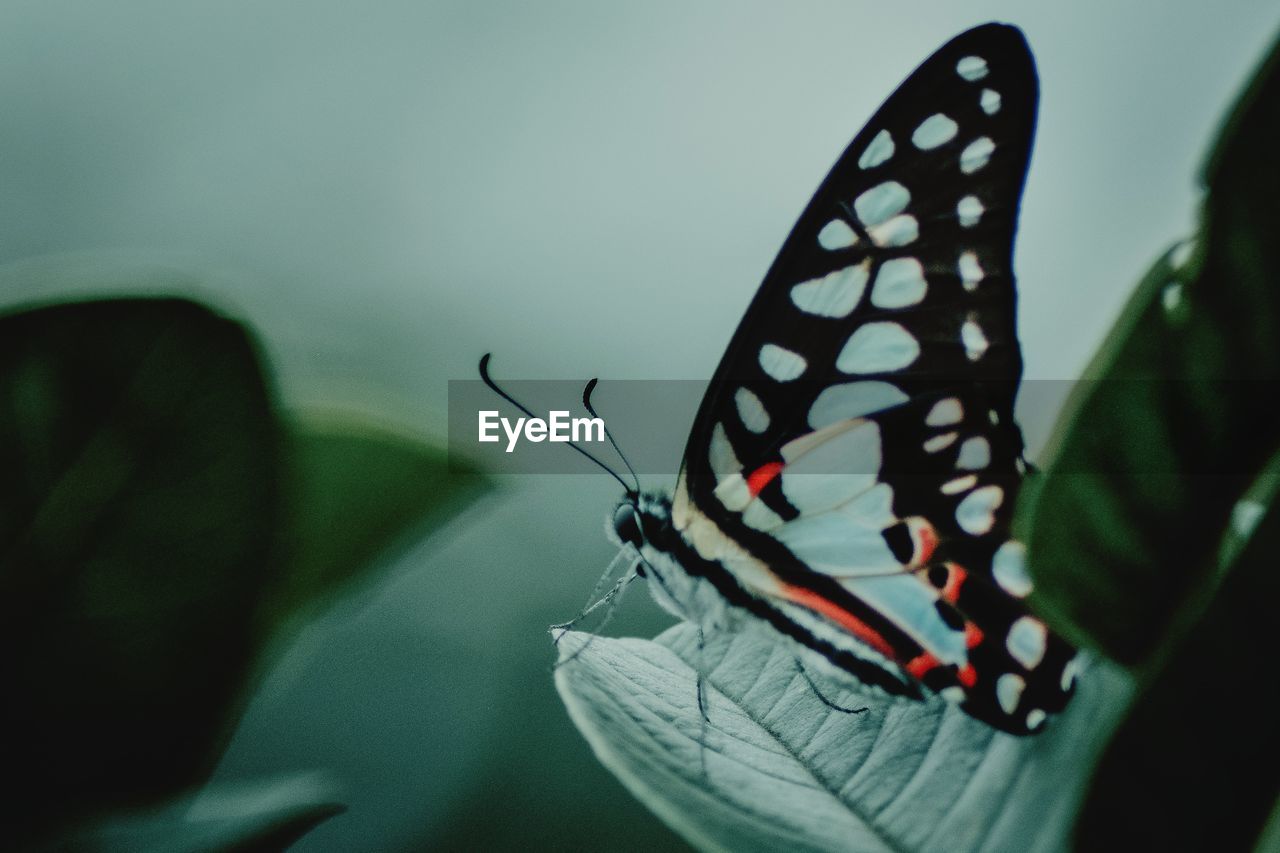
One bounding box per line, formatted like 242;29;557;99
478;353;631;492
582;377;640;493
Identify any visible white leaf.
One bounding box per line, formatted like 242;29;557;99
555;623;1131;852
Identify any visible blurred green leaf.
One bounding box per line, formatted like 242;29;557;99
0;296;489;847
265;413;487;631
1257;799;1280;853
1074;462;1280;850
48;775;343;853
1013;23;1280;853
1016;27;1280;666
0;299;281;842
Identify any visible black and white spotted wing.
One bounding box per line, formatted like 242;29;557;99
665;24;1077;734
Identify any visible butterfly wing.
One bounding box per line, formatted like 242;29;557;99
674;23;1075;734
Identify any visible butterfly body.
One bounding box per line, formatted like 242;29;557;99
609;23;1077;736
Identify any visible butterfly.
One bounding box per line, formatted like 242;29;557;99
485;23;1077;735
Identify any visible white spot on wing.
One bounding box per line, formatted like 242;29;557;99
781;463;884;521
962;317;989;361
817;219;858;250
837;322;920;374
854;181;910;226
858;129;895;169
959;251;985;290
709;422;741;477
956;436;991;470
912;113;958;149
743;498;785;531
759;343;806;381
923;432;957;453
993;540;1032;597
779;422;885;516
996;673;1025;714
713;472;751;512
958;195;984;227
868;215;918;247
926;398;963;426
960;137;995;174
734;387;769;433
941;474;977;495
870;257;928;309
956;485;1003;534
939;686;966;703
981;88;1001;114
957;55;989;81
1026;709;1047;730
791;261;870;318
1162;282;1183;315
841;571;969;661
1060;656;1080;691
808;381;908;429
1007;617;1048;669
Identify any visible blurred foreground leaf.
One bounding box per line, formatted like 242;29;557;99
555;625;1130;853
268;414;487;630
0;299;281;842
1075;462;1280;850
1017;24;1280;668
0;295;488;847
53;775;343;853
1014;24;1280;852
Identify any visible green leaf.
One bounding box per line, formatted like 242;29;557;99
1074;465;1280;850
1016;26;1280;666
555;625;1131;852
49;775;343;853
1015;23;1280;853
0;299;281;842
264;413;488;631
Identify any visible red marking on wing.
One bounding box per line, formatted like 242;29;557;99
905;650;941;679
778;582;896;659
964;622;984;649
746;461;783;496
907;650;978;691
912;521;939;566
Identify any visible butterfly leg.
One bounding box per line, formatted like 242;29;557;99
694;625;713;722
795;658;868;714
550;566;641;671
550;549;638;640
695;626;711;779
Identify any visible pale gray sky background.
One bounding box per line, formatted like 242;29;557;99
3;2;1277;849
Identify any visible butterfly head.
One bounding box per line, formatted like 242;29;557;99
607;491;673;562
608;489;718;620
610;498;645;550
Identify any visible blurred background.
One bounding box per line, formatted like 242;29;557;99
3;2;1278;849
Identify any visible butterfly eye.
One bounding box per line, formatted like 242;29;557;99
612;504;644;548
